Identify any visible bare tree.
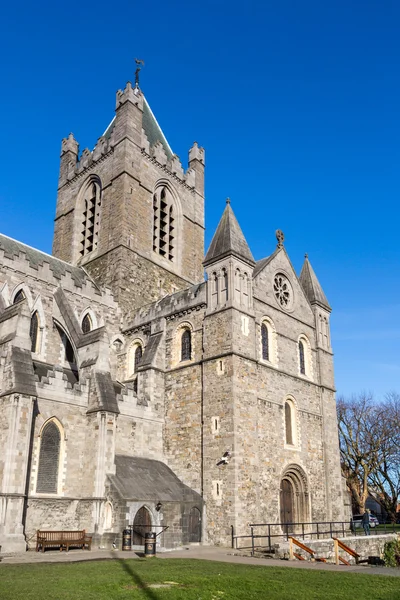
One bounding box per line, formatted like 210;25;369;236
338;392;400;521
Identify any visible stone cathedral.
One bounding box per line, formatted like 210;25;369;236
0;79;347;553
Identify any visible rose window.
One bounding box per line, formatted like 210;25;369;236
274;274;292;308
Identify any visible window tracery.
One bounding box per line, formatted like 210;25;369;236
273;274;292;309
36;421;61;494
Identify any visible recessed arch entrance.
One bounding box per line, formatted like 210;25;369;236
131;506;152;545
279;464;310;529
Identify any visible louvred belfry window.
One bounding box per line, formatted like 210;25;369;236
37;422;61;494
80;180;101;257
153;186;175;261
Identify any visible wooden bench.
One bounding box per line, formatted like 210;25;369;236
36;530;92;552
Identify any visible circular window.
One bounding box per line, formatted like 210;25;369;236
273;274;293;309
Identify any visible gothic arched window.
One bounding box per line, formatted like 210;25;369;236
13;289;26;303
181;329;192;362
285;402;293;445
81;313;92;334
261;323;269;361
36;421;61;494
153;186;175;261
79;179;101;258
299;341;305;375
30;311;39;353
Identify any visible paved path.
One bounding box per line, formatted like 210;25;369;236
1;544;400;577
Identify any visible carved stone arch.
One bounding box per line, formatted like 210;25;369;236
260;316;278;366
74;174;102;262
11;283;33;308
132;505;153;545
31;295;46;355
283;394;300;448
79;307;98;333
103;500;113;531
126;337;145;380
110;334;125;352
297;334;313;380
280;463;310;528
153;179;183;267
173;320;194;366
53;318;79;370
35;417;66;495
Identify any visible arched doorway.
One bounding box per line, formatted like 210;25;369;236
280;479;294;526
188;507;201;542
280;464;310;529
132;506;152;545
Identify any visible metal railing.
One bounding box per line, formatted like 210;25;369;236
231;520;399;555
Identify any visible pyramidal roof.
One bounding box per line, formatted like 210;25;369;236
102;93;173;160
299;256;331;310
204;201;255;267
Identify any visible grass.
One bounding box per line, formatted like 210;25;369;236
1;558;400;600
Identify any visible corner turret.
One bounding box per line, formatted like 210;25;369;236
204;199;255;314
59;133;79;187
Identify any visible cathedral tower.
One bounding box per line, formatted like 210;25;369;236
53;81;205;318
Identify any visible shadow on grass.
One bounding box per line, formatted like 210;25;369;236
113;553;159;600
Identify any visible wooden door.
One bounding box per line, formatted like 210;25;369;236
280;479;294;528
132;506;152;545
188;507;201;542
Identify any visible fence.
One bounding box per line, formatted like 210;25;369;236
231;520;399;555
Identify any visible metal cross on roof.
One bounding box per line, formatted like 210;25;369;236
135;58;145;87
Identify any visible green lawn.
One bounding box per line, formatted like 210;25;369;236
1;559;400;600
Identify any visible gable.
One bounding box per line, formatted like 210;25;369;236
253;247;315;325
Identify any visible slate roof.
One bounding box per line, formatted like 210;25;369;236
109;455;202;503
102;96;173;160
0;233;89;288
253;252;276;278
299;256;331;310
203;202;255;267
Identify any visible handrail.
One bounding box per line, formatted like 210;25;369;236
332;537;360;565
288;536;315;559
288;537;327;562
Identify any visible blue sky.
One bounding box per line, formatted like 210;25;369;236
1;0;399;398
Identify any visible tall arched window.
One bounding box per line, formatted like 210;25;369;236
79;179;101;258
153;186;175;261
13;289;26;303
285;402;293;445
30;311;39;353
261;323;269;361
36;421;61;494
134;345;143;372
81;313;92;334
181;329;192;361
299;341;305;375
